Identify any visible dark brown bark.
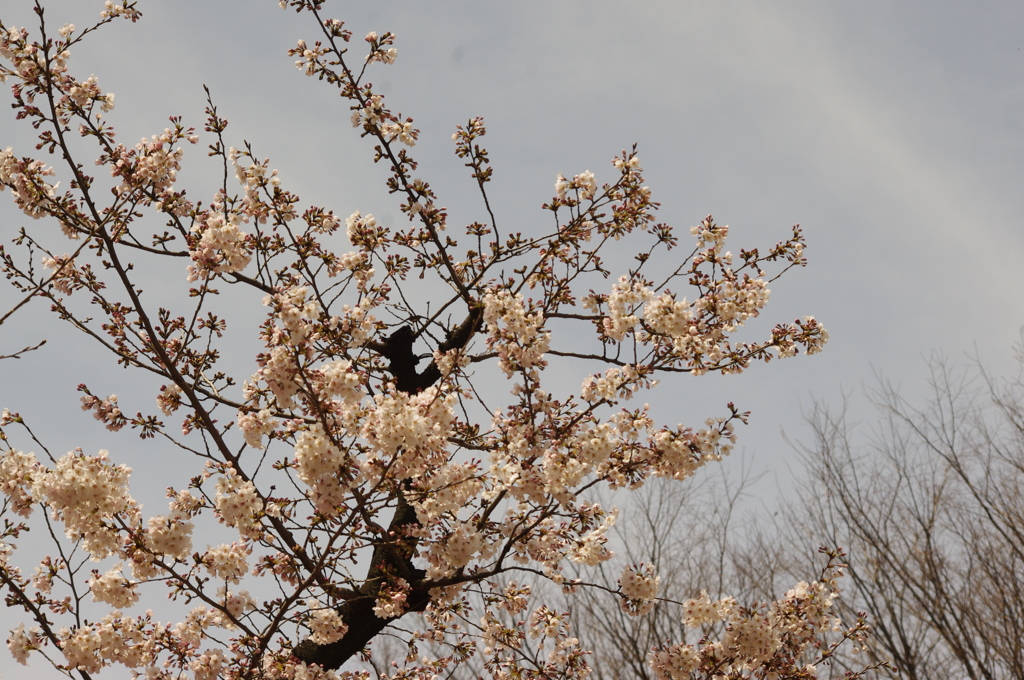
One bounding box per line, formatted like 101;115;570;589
291;495;432;668
372;305;483;394
290;306;483;670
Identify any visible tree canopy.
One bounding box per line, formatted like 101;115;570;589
0;3;879;679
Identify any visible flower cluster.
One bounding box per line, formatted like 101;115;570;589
345;211;386;250
214;587;256;629
153;385;183;418
554;170;599;204
41;254;78;295
192;649;226;680
7;624;41;666
33;450;135;559
649;416;738;481
201;542;252;584
80;392;126;432
0;449;38;517
483;290;551;377
88;563;139;608
373;578;410;619
265;286;320;346
577;214;828;377
292;38;330;77
294;423;356;515
187;210;252;281
59;610;156;673
0;147;59;219
683;589;737;627
144;508;194;564
602;276;653;342
410;461;481;522
361;387;458;481
580;364;648;403
619;562;660;616
649;560;857;679
231;147;281;217
100;1;141;21
306;600;348;644
237;407;276;449
364;31;398;65
110;130;189;195
437;523;484;570
214;466;264;540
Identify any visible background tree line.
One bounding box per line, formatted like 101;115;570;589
557;345;1024;680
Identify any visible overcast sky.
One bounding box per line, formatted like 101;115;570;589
2;0;1024;627
3;0;1023;493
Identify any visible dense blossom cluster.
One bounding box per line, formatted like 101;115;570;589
58;611;157;673
0;3;870;680
7;623;41;665
80;392;126;432
88;563;139;609
0;146;58;219
187;210;253;281
214;466;264;540
306;601;348;645
619;562;660;616
34;449;137;560
483;290;551;376
0;448;36;517
293;422;355;514
110;130;190;196
650;562;852;680
201;542;252;584
144;506;194;564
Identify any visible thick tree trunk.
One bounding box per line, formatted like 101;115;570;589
291;310;482;669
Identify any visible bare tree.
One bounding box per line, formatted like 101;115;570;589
791;348;1024;680
567;469;754;680
557;347;1024;680
560;462;880;680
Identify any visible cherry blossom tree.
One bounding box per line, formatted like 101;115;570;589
0;2;885;678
